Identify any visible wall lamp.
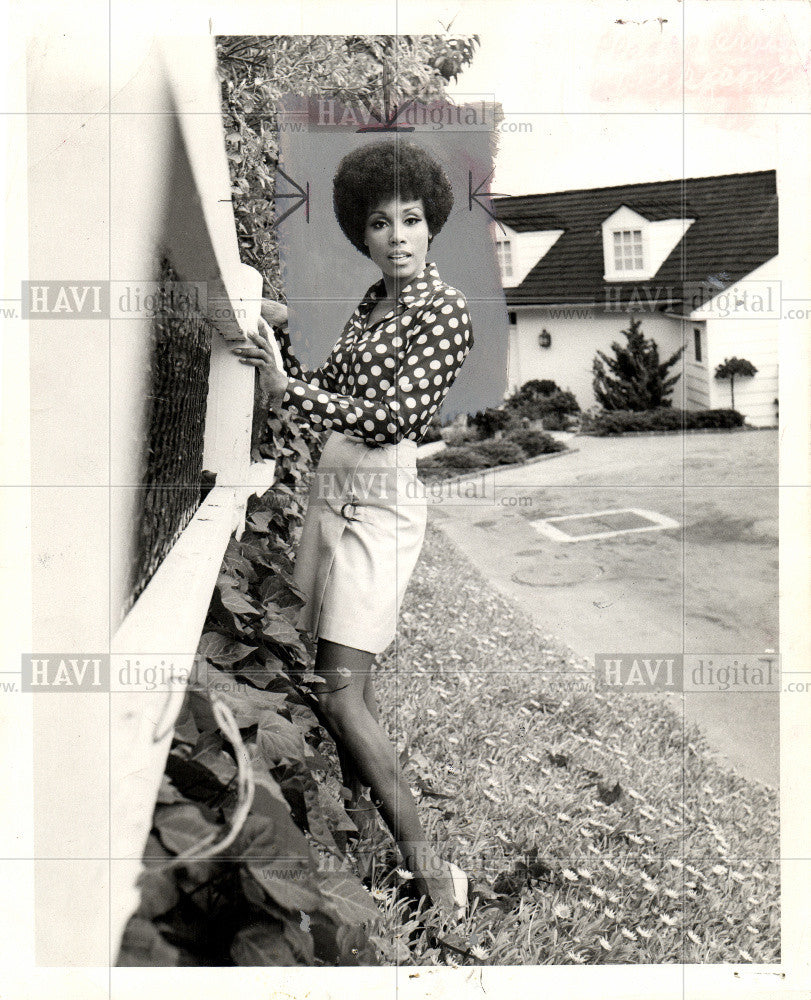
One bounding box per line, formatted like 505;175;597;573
538;328;552;349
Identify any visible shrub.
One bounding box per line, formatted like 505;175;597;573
429;445;484;469
592;316;684;411
420;422;444;444
505;428;567;457
468;438;528;465
505;380;580;422
441;425;478;447
540;412;570;431
468;407;520;440
580;408;744;436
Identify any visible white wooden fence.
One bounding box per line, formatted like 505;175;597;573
21;35;276;965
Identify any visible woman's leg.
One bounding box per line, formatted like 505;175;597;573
327;666;379;805
363;669;380;723
313;637;451;907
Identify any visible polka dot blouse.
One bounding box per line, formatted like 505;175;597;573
277;261;474;446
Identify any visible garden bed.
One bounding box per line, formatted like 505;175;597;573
418;428;568;483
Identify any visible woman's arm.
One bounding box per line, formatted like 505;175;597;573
260;299;335;387
281;291;474;445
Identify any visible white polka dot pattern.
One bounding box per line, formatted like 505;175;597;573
276;262;473;446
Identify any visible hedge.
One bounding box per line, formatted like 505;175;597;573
580;408;745;436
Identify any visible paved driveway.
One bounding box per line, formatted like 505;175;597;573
429;430;779;786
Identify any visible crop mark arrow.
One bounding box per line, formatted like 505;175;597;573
273;166;310;226
469;169;509;235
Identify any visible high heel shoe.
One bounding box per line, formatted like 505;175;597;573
419;860;469;923
444;860;469;922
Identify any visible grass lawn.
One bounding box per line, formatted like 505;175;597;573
337;522;779;966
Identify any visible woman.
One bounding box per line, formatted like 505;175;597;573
233;140;473;920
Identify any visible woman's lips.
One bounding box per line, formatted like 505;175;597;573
388;252;411;261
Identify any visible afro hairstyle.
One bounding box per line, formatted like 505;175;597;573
332;140;454;258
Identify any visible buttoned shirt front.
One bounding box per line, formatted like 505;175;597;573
277;261;474;446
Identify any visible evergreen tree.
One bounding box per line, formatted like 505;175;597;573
592;317;684;411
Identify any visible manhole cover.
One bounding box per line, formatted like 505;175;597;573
530;508;680;543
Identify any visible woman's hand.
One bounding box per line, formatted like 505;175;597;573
260;298;289;329
231;315;289;409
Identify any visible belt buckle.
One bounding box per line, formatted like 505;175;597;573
341;493;359;521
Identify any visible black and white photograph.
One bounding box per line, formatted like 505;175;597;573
1;1;810;996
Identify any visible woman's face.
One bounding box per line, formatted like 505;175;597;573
363;196;431;287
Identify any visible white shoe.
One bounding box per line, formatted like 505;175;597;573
445;861;469;921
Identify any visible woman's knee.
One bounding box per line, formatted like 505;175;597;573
316;685;365;738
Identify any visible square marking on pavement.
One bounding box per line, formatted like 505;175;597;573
530;508;681;543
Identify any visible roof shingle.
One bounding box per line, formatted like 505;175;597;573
493;170;777;307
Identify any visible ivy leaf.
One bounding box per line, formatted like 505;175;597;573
191;747;239;788
317;782;359;833
250;767;293;819
156;774;187;805
281;917;316;964
239;813;323;914
285;699;319;733
317;870;382;927
246;510;275;534
154;803;220;856
191;664;289;729
171;702;200;746
258;711;307;766
259;575;304;616
300;780;339;852
117;916;180;967
218;585;260;618
263;613;306;648
222;537;257;581
164;752;230;804
231;922;298;966
235;656;287;689
136;867;179;920
198;631;258;667
236;538;274;568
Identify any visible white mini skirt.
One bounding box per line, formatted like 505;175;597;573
292;430;428;654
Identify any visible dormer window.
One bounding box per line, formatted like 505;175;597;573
496;239;513;279
613;229;644;271
602;205;695;282
490;221;565;287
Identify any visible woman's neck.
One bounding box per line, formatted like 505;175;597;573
380;261;427;300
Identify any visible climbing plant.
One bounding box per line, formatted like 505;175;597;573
118;33;481;968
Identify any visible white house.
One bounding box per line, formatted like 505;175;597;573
492;170;779;427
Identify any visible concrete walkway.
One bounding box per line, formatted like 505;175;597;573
428;430;779;787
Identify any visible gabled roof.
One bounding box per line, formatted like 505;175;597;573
492;170;777;307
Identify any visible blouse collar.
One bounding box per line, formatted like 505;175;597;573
362;261;442;311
